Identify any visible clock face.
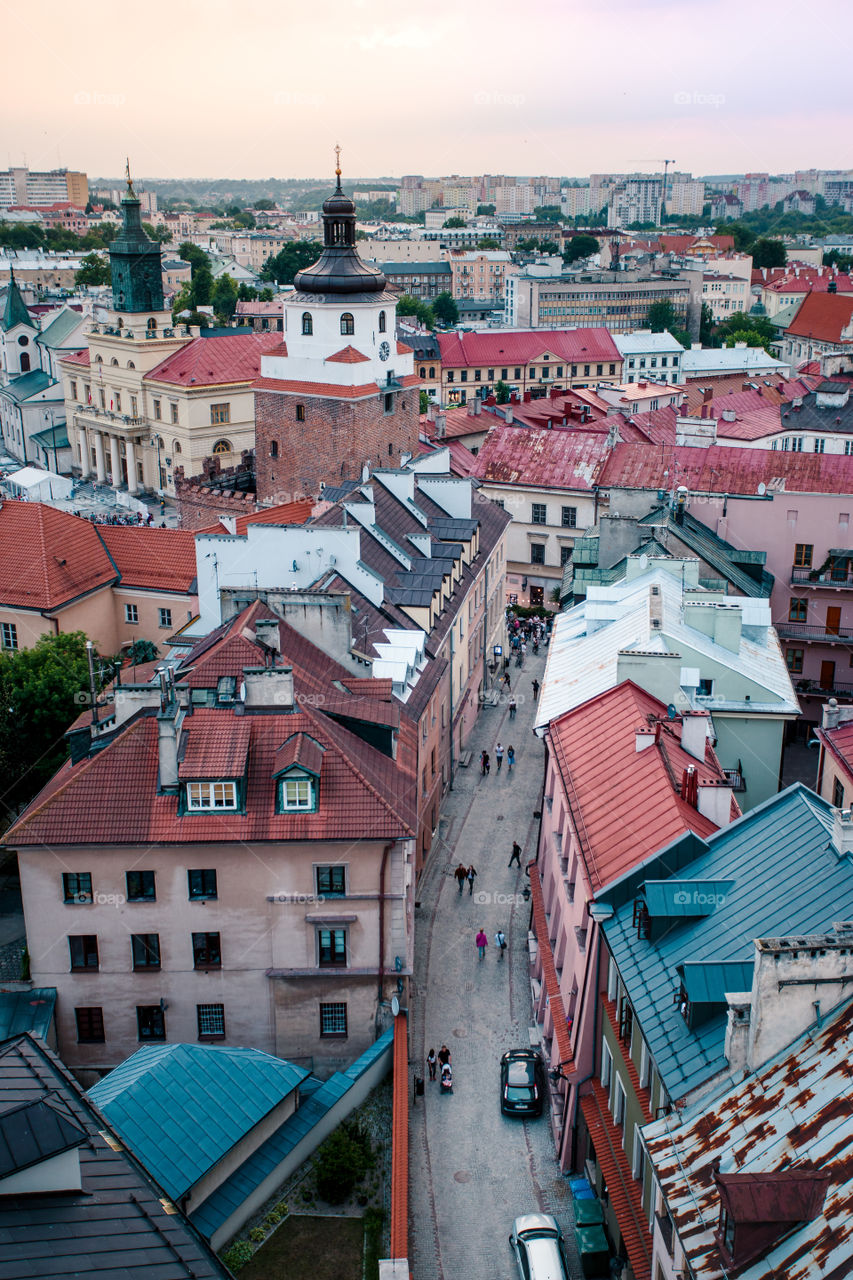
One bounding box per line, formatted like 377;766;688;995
379;341;390;361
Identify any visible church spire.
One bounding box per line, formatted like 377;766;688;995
291;144;386;296
334;143;342;193
109;156;164;313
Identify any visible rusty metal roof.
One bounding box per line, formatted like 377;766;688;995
643;995;853;1280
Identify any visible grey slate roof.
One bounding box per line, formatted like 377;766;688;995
636;506;774;597
599;784;852;1104
0;1033;231;1279
0;1099;85;1178
0;991;55;1042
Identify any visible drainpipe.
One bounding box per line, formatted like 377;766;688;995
378;840;394;1004
449;624;456;787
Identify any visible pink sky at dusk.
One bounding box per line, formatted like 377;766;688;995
3;0;851;182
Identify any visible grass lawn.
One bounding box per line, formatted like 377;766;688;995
239;1214;364;1280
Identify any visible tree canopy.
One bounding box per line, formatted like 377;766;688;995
261;241;322;285
644;299;691;348
212;273;238;322
396;294;435;327
75;252;111;287
563;234;600;264
750;237;787;269
433;292;459;326
443;216;467;228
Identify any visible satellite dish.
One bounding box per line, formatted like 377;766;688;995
667;703;678;720
757;482;766;496
390;995;400;1018
638;553;649;571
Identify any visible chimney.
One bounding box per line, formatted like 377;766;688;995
504;406;514;424
823;697;841;730
700;402;708;419
832;807;853;857
704;387;714;403
472;396;482;415
697;778;734;827
724;991;752;1073
427;402;438;423
523;390;532;402
680;710;709;761
635;725;656;751
157;668;181;792
434;413;446;439
242;665;294;709
255;618;281;653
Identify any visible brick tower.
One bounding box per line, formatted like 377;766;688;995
254;151;420;502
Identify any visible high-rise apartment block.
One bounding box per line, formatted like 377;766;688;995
0;166;88;208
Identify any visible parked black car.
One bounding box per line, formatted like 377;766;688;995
500;1049;545;1116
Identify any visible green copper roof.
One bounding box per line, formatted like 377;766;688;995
37;307;84;349
2;276;36;331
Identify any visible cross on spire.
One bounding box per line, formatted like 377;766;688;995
125;157;136;198
334;143;342;189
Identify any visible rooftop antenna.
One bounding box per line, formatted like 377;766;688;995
86;640;99;726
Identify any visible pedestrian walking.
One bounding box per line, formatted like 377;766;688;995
503;673;512;692
438;1044;451;1068
509;841;522;868
454;862;467;894
466;865;477;895
532;678;540;700
480;750;490;776
427;1048;437;1081
495;742;504;772
475;928;488;960
508;695;517;718
495;929;507;960
507;744;515;773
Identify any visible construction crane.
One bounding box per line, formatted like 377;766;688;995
656;159;676;222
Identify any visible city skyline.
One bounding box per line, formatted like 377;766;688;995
4;0;851;183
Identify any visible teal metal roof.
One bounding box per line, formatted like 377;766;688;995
637;506;774;598
2;277;36;331
0;370;54;404
677;960;753;1004
0;989;55;1040
599;783;853;1102
642;879;734;918
189;1026;394;1239
37;308;84;349
30;424;70;450
88;1043;309;1201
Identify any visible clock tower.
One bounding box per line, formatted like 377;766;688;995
254;151;420;502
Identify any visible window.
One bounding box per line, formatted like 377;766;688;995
814;438;826;453
197;1003;225;1038
131;395;138;417
531;502;547;525
318;928;347;967
69;935;99;971
794;543;813;568
114;392;121;413
126;870;156;901
384;393;393;413
447;371;454;383
561;505;577;528
269;439;279;458
20;352;30;372
170;403;179;424
612;1078;626;1128
172;438;181;453
601;1039;613;1089
187;781;238;811
153;399;161;420
786;647;804;674
137;1006;165;1042
125;604;138;624
320;1002;348;1037
378;310;386;333
429;365;435;378
834;777;846;809
70;379;78;401
788;598;807;622
316;866;346;897
302;312;313;335
697;678;714;697
1;622;18;650
560;545;572;566
158;607;172;630
280;773;316;811
632;1129;646;1181
530;544;545;565
340;313;355;335
460;370;468;382
63;872;92;904
188;869;217;900
296;404;305;421
210;403;231;425
192;932;222;969
75;1007;105;1043
131;933;161;970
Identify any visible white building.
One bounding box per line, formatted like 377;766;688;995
613;330;685;384
681;344;791;379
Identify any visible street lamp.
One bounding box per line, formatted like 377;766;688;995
149;433;163;495
43;409;60;476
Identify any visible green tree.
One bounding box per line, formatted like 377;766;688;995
0;221;45;250
477;237;501;250
419;389;431;414
644;299;690;348
260;287;274;301
443;216;467;228
212;273;238;323
719;221;755;252
563;234;600;264
0;632;93;808
192;264;214;307
232;211;256;229
477;204;496;216
724;328;777;356
254;198;276;211
494;380;511;404
751;238;787;269
433;292;459;326
178;241;210;275
143;223;172;244
699;302;716;346
823;251;853;271
126;639;159;665
75;252;111;287
237;283;259;302
533;206;566;223
261;241;322;285
396;294;435;327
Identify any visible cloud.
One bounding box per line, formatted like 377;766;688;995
357;25;443;50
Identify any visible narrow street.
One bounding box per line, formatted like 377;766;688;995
409;645;577;1279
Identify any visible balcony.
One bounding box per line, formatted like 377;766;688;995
794;678;853;700
73;405;148;436
776;622;853;643
791;567;853;589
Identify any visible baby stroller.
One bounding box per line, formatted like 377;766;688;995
440;1063;453;1093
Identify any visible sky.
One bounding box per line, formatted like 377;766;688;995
3;0;851;184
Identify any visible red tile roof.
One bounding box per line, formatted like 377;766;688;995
396;341;413;355
60;349;90;367
253;375;421;399
658;234;735;255
816;721;853;787
264;341;288;357
273;731;324;777
437;327;620;369
326;345;370;364
0;501;116;610
548;682;724;895
580;1083;652;1280
764;269;853;295
98;526;197;593
179;717;252;780
389;1013;409;1262
599;440;853;495
785;292;853;344
6;705;415;846
146;332;282;387
194;499;313;536
471;424;611;490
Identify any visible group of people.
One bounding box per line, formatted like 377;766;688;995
426;1043;453;1091
480;743;516;776
475;927;507;960
453;863;477;894
75;509;157;526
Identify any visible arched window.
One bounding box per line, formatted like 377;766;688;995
302;312;313;336
296;404;305;422
211;439;232;454
19;352;30;372
147;318;157;331
270;440;278;458
127;361;135;369
378;311;386;333
420;367;426;378
172;440;182;454
429;366;435;378
340;313;354;336
110;357;119;366
95;355;103;363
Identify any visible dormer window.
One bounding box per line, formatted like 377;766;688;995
186;781;238;811
273;731;324;812
279;770;316;812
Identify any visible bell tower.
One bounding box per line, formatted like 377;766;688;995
109;160;165;315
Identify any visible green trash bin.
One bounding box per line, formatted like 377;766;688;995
573;1198;604;1227
574;1224;610;1278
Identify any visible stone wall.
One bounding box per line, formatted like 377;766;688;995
174;450;260;530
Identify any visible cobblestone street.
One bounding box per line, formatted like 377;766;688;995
409;646;577;1279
